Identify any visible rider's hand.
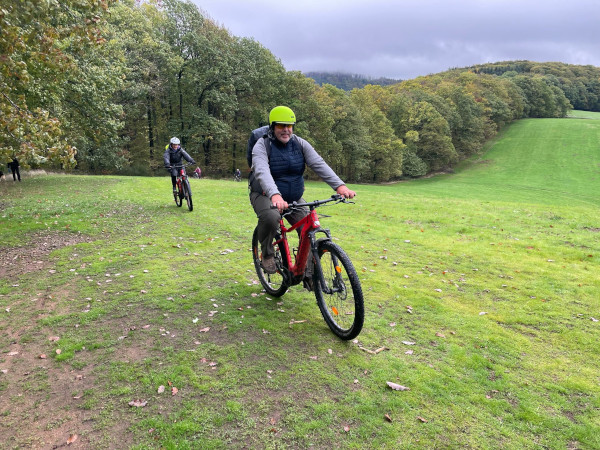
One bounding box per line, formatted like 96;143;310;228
336;185;356;199
271;194;288;213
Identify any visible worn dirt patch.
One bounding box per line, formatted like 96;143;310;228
0;231;94;279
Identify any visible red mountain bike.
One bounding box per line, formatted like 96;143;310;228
171;163;193;211
252;194;364;340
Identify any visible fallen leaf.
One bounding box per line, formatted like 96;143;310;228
384;413;393;422
56;349;62;355
386;381;410;391
417;416;428;423
199;327;210;333
402;341;416;345
39;354;47;359
405;350;414;355
343;425;350;432
129;399;147;407
67;434;78;444
479;312;487;316
7;351;19;356
171;387;178;396
158;385;165;394
48;336;60;342
435;332;446;338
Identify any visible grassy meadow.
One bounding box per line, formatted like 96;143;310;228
0;114;599;449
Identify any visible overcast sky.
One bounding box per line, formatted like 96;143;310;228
191;0;600;80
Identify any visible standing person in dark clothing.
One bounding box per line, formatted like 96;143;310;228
8;157;21;181
163;137;195;193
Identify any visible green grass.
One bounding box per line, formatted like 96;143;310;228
0;115;599;449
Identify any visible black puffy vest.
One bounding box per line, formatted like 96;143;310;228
269;137;305;202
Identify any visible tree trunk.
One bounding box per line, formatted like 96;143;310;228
147;94;154;159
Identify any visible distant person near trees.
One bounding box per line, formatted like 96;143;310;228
163;137;195;193
194;166;202;178
8;157;21;182
248;105;355;274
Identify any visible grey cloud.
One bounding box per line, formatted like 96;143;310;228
194;0;600;79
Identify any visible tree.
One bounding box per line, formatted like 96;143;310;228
0;0;117;169
351;89;404;182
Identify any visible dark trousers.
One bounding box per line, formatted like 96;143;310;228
249;192;308;258
10;167;20;181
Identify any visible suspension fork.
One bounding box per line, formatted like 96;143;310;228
308;228;335;294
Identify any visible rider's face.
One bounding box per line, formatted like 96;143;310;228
273;124;293;144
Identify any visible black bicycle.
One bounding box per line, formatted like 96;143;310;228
171;163;193;211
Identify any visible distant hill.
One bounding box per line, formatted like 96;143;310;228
305;72;401;90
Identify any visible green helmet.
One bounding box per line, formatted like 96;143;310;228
269;106;296;125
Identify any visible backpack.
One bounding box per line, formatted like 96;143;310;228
246;125;301;194
246;125;270;168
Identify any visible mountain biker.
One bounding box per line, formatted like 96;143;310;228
234;168;241;180
249;106;355;274
163;137;195;193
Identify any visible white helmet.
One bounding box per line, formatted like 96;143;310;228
170;137;180;145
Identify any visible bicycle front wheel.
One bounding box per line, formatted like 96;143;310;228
183;179;193;211
314;240;364;340
252;227;288;297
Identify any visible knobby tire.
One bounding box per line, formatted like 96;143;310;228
184;179;193;211
314;240;364;340
174;185;183;207
252;227;288;297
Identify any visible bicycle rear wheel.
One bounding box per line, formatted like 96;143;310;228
252;227;288;297
183;179;193;211
174;186;182;207
314;240;364;340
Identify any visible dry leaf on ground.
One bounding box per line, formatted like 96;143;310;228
128;399;147;407
386;381;410;391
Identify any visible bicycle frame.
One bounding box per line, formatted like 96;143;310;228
175;165;187;188
274;198;343;289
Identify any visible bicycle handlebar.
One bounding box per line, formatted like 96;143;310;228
290;194;350;208
271;194;353;215
168;162;192;169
